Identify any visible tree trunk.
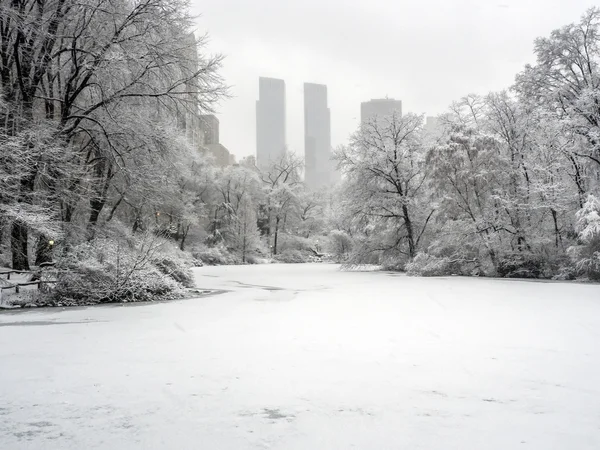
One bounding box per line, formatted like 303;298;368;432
401;204;416;258
179;224;190;251
11;221;30;270
550;208;563;249
484;235;499;275
132;211;143;233
106;192;125;222
63;202;74;222
34;235;53;266
11;170;37;270
88;197;106;225
273;216;280;255
242;227;247;263
88;161;113;231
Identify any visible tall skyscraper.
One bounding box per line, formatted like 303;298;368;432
360;98;403;124
256;77;286;170
304;83;333;190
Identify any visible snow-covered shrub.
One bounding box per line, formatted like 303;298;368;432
244;254;259;264
275;249;310;264
576;195;600;241
380;258;406;272
277;234;315;254
49;231;183;305
191;243;241;266
327;230;353;262
568;235;600;281
341;238;384;269
405;253;459;277
552;264;578;281
152;243;195;288
568;195;600;281
497;252;546;279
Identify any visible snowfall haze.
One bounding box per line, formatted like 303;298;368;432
193;0;599;159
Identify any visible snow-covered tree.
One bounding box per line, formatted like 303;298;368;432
260;154;303;255
336;112;433;265
569;195;600;279
515;7;600;170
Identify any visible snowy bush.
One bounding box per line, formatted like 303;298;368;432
277;234;315;254
405;253;460;277
568;195;600;281
327;230;353;262
244;254;259;264
497;252;546;279
576;195;600;242
341;239;384;269
152;243;195;288
568;235;600;281
275;249;310;264
191;243;241;266
48;231;184;305
552;264;578;281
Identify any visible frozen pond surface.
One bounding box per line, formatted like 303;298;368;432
1;264;600;449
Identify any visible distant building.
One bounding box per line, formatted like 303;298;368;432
360;98;403;125
205;143;231;167
256;77;286;170
424;116;444;140
199;114;234;168
304;82;335;189
240;155;257;168
173;33;203;150
200;114;219;145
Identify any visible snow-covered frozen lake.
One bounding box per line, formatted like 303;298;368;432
1;264;600;449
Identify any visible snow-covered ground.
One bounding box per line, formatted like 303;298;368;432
1;264;600;449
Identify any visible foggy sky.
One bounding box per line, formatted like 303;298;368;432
191;0;596;160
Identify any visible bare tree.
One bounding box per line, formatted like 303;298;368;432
0;0;226;268
336;112;431;262
259;154;303;255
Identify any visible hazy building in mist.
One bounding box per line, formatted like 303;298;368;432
200;114;220;145
424;116;444;140
360;98;403;124
205;143;231;167
240;155;257;168
171;33;203;150
304;82;335;189
256;77;286;170
199;114;234;168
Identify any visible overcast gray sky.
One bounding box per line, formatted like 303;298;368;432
191;0;596;160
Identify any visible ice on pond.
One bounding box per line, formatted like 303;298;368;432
1;264;599;449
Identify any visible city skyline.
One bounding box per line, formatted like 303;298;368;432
256;77;287;170
191;0;594;161
360;98;403;125
304;82;334;189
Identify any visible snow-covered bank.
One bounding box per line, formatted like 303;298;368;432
1;264;599;449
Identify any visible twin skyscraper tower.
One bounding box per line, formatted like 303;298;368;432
256;77;338;190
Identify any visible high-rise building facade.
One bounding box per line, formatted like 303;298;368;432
424;115;444;139
171;33;203;150
200;114;219;145
199;113;234;168
304;83;333;189
256;77;286;170
360;98;403;124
